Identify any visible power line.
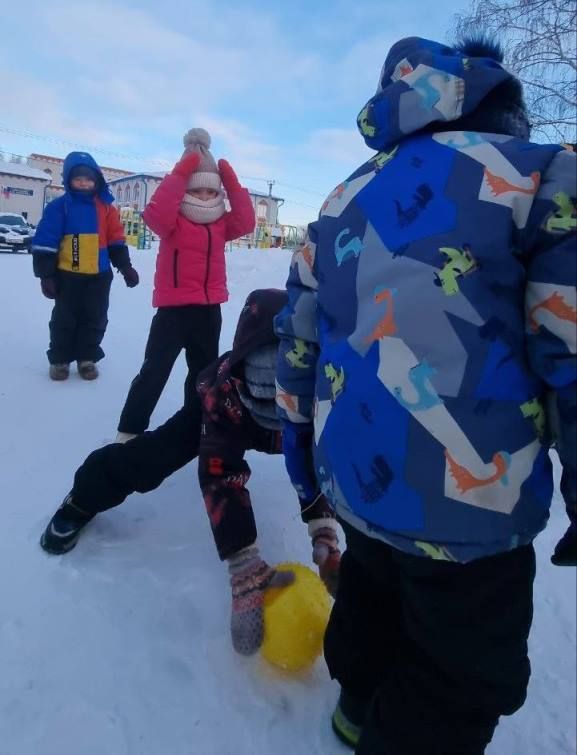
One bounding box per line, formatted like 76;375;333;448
0;128;321;213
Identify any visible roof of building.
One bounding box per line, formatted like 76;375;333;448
0;161;52;181
108;171;167;183
108;174;283;202
28;153;133;176
247;187;284;202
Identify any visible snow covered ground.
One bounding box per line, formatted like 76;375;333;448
0;247;575;755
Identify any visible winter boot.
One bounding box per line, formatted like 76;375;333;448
77;361;99;380
331;689;369;749
40;493;94;554
49;363;70;381
115;431;138;444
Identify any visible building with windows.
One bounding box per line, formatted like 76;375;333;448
251;188;284;227
0;161;52;224
109;172;167;213
109;174;284;246
27;153;133;204
19;151;286;244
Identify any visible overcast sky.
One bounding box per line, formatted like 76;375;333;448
1;0;466;224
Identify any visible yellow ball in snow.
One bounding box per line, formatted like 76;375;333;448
261;562;332;673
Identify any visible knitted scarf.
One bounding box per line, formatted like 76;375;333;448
180;194;225;224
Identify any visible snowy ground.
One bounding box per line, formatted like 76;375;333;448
0;247;575;755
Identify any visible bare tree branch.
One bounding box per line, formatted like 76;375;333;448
452;0;576;141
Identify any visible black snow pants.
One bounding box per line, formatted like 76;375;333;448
325;521;536;755
117;304;221;434
48;270;113;364
72;404;201;516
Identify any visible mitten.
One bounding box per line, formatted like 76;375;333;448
172;151;201;179
309;518;341;597
40;277;57;299
228;545;294;655
218;159;242;193
121;266;139;288
552;523;577;566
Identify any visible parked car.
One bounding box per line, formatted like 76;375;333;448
0;213;34;252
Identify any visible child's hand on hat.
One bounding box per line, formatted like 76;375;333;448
218;159;242;193
172;151;201;179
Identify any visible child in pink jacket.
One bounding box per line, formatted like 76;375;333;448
116;128;255;440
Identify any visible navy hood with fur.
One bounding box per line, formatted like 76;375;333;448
357;36;529;151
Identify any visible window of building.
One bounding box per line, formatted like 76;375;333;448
117;185;124;202
133;183;140;202
257;200;268;221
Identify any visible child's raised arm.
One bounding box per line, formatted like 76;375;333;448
218;160;256;241
143;153;200;239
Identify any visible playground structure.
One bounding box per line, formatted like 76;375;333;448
119;206;304;252
252;222;305;249
119;207;152;250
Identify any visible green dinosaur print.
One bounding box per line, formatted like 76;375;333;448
414;541;456;561
520;398;546;438
370;145;399;171
434;245;478;296
358;105;376;137
325;362;345;400
286;339;312;369
545;192;577;233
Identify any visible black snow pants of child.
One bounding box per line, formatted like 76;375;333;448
48;270;113;365
325;521;536;755
72;404;201;516
118;304;221;435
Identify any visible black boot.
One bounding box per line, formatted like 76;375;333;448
40;493;94;554
331;689;369;749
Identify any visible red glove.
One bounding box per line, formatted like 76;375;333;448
121;266;139;288
172;151;201;179
41;278;57;299
309;519;341;597
218;159;242;193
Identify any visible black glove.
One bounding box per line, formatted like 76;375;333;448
552;523;577;566
121;266;139;288
40;277;57;299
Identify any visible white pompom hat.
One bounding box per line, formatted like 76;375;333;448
182;128;222;192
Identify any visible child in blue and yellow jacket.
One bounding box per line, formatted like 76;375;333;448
32;151;139;380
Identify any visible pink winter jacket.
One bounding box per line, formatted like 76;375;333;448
143;173;255;308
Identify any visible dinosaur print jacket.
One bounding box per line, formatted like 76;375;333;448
274;37;577;563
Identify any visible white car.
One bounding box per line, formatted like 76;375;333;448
0;213;34;252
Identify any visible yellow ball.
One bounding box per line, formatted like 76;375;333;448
261;562;332;673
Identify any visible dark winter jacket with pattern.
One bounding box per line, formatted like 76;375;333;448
275;37;577;563
197;289;333;560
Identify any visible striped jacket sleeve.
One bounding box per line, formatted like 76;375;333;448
523;148;577;526
274;224;321;503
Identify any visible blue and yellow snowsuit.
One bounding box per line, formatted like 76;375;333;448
32;152;132;364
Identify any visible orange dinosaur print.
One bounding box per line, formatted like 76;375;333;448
277;389;298;414
365;289;397;343
445;449;510;493
484;168;540;197
301;244;313;270
529;291;577;332
321;182;348;212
